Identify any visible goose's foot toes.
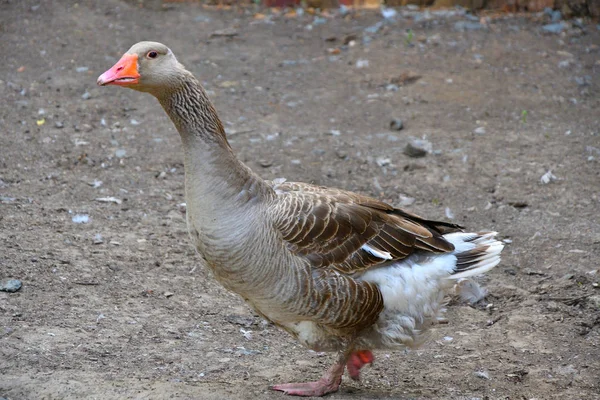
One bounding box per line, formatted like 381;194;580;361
346;350;374;381
270;378;341;397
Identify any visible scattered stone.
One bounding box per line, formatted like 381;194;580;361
551;10;562;22
0;279;22;293
574;76;591;86
455;278;487;304
398;195;415;207
445;207;454;220
540;170;558;184
558;59;571;68
259;160;272;168
589;295;600;309
72;214;90;224
88;179;103;188
542;23;566;34
164;292;174;298
389;118;404;131
335;150;348;160
356;59;369;69
381;7;397;20
194;14;211;23
210;28;238;38
404;139;431;158
327;129;341;136
454;21;483;31
115;149;127;158
93;233;104;244
474;127;486;135
474;370;490;380
95;197;122;205
375;157;392;167
130;119;140;125
54;121;64;129
81;91;91;100
413;10;432;23
240;328;253;340
76;66;89;73
556;364;578;376
365;22;383;34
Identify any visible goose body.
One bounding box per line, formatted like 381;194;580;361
98;41;504;396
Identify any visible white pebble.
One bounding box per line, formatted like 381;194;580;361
72;214;90;224
540;170;558;184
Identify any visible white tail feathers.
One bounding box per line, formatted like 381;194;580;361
443;231;504;280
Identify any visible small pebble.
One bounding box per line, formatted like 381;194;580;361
0;279;22;293
404;139;431;158
376;157;391;167
93;233;104;244
398;195;415;206
335;150;348;160
542;23;566;34
356;59;369;69
72;214;90;224
389;118;404;131
454;21;483;31
115;149;127;158
474;127;486;135
474;370;490;380
540;170;557;184
54;121;64;129
81;91;91;100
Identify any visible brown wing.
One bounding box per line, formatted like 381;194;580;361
270;181;463;274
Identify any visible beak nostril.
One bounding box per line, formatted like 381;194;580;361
117;66;124;72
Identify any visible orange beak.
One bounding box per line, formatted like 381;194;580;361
97;53;140;86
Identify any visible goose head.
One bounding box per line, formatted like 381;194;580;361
97;41;185;95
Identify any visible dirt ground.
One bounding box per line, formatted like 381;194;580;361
1;1;599;399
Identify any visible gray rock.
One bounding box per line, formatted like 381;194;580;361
54;121;64;129
81;91;91;100
93;233;104;244
390;118;404;131
542;23;566;34
115;149;127;158
0;279;22;293
551;10;562;22
474;127;486;135
404;139;431;158
413;11;432;23
365;22;383;34
454;21;483;31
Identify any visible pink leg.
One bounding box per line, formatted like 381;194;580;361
346;350;374;381
270;354;346;397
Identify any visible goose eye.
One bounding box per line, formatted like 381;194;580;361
147;51;158;59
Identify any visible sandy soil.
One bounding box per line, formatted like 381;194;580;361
1;1;599;399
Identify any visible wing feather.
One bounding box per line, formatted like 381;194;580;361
270;181;462;274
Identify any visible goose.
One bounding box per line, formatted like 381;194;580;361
97;41;504;397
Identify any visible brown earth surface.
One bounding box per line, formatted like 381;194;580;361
1;1;599;399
